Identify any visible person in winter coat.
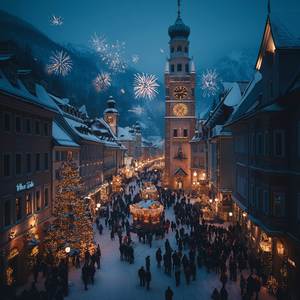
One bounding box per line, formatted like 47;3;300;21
145;255;150;271
138;266;146;287
156;248;162;268
165;286;174;300
220;286;228;300
81;263;89;291
145;270;151;290
211;288;221;300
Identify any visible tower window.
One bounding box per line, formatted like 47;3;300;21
183;129;188;137
173;129;178;137
177;46;182;52
171;64;175;72
192;88;195;96
166;88;169;96
184;47;188;53
185;64;189;73
171;47;174;53
177;64;182;72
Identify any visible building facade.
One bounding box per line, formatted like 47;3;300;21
0;69;55;286
225;12;300;299
164;3;196;190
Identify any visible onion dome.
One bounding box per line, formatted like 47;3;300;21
168;17;190;39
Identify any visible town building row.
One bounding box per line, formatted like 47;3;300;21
0;56;160;287
194;11;300;299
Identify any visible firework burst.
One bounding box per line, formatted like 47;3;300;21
93;72;111;92
90;34;127;73
50;15;63;26
201;69;220;97
90;33;108;54
120;88;126;94
134;73;159;100
128;105;144;115
131;54;139;64
47;50;72;76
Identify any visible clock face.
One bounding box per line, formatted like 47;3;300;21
173;103;188;117
174;86;188;100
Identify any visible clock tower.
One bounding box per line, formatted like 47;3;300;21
164;0;196;189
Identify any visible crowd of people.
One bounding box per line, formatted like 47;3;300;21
5;168;278;300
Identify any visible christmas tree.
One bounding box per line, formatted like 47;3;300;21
45;158;95;259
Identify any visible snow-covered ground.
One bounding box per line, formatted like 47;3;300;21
22;181;276;300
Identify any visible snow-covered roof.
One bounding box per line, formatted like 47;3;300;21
223;82;242;107
52;121;79;148
226;71;263;125
211;125;232;138
64;116;100;143
118;126;135;141
0;70;58;112
104;108;118;114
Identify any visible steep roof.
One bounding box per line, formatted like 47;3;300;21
52;120;79;148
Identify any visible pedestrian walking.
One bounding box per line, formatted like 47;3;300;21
165;286;174;300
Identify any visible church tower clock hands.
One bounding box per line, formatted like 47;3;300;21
164;0;196;190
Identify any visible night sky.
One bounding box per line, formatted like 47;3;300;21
0;0;299;77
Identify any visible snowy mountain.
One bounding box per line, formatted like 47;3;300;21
0;10;164;137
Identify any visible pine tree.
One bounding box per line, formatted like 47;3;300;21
45;158;95;259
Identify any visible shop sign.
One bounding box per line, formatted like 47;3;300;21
7;248;19;260
288;258;296;268
16;181;34;192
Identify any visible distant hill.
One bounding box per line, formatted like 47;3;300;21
0;10;164;137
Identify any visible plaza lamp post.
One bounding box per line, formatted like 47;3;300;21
64;246;70;296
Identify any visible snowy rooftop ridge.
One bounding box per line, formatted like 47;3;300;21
52;121;79;147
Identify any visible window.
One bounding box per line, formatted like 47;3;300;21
26;153;31;173
166;88;169;96
185;64;189;73
274;130;285;157
35;190;41;211
61;151;67;161
263;190;269;215
177;64;182;72
55;151;60;161
191;88;195;97
25;119;31;134
15;154;22;175
26;193;32;215
273;192;285;217
177;46;182;52
3;154;11;176
264;132;269;156
43;123;49;136
171;64;175;73
171;47;174;53
4;201;11;226
173;129;178;137
183;129;188;137
44;187;49;207
44;153;49;170
4;113;11;131
35;153;40;171
15;116;21;132
16;197;22;221
184;46;188;53
35;120;40;135
256;133;263;155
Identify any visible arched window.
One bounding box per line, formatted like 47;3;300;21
184;46;188;53
177;46;182;52
171;47;174;53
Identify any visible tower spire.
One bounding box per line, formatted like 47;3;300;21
177;0;181;18
268;0;271;15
